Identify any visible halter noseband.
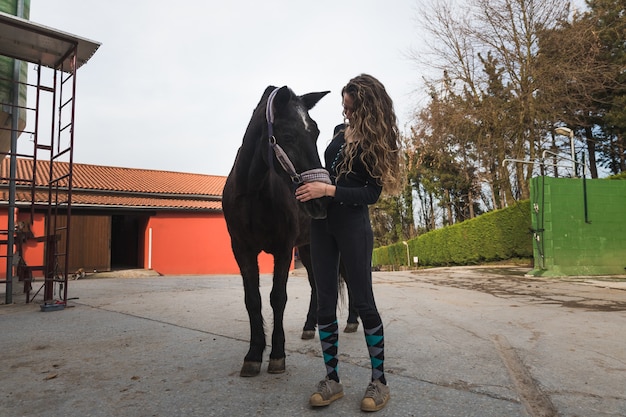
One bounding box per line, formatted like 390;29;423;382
265;87;331;185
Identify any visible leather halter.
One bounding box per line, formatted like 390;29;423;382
265;88;331;185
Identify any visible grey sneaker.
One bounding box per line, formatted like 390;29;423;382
309;377;344;407
361;379;390;412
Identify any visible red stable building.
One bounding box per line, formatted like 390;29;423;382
0;158;277;279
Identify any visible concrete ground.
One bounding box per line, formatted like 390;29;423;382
1;266;625;417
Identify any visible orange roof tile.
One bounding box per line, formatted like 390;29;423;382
0;158;226;211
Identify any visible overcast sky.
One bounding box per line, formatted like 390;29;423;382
23;1;427;177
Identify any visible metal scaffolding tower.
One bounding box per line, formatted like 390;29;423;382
0;11;100;306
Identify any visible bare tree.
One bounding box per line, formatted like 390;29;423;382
412;1;571;208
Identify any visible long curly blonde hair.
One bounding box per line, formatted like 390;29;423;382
337;74;402;195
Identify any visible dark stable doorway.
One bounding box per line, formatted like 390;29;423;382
110;215;143;269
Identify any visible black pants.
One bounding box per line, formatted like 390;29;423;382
311;202;379;323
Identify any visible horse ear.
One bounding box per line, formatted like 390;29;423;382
271;86;292;112
301;91;330;110
263;85;278;97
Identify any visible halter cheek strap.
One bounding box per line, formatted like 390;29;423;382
266;87;280;140
265;88;331;185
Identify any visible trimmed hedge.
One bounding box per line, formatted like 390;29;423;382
373;200;532;267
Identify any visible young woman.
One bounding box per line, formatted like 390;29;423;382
295;74;402;412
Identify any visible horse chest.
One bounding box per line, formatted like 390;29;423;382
248;194;299;234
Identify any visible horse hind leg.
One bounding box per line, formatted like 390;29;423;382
298;245;317;340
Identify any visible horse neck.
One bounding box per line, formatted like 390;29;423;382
235;114;268;185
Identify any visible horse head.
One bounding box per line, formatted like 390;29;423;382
261;86;330;219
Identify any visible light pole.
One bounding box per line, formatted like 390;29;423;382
402;241;410;268
554;126;576;176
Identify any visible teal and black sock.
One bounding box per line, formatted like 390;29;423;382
363;315;386;385
319;320;339;382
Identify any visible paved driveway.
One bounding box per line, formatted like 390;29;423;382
1;266;625;416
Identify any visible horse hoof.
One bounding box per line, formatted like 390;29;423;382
344;322;359;333
267;358;285;374
240;361;262;377
301;330;315;340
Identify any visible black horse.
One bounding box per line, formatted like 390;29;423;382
222;86;330;377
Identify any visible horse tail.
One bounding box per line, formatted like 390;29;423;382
338;259;348;310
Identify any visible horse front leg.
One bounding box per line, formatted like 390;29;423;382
267;250;292;374
236;252;265;377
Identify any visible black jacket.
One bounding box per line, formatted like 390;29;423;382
324;124;382;206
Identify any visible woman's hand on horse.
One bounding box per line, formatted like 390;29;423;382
295;182;334;202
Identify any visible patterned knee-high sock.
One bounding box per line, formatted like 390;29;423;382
318;320;340;382
363;316;386;384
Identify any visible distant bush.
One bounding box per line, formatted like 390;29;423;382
373;200;532;268
607;172;626;180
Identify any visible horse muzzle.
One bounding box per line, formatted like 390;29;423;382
302;197;329;219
